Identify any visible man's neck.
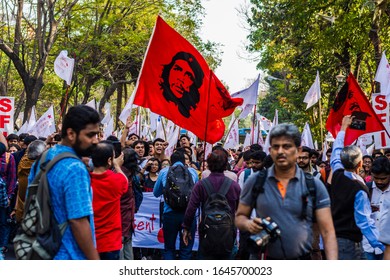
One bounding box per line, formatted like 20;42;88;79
92;166;108;174
274;165;296;181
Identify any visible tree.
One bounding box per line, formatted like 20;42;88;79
0;0;79;122
245;0;390;141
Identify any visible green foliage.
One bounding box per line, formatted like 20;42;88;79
246;0;390;143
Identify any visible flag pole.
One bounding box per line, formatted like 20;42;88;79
318;96;324;145
202;70;213;157
60;85;71;119
250;105;257;145
160;117;167;141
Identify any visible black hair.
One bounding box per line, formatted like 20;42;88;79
250;143;263;152
122;148;138;175
91;142;114;168
170;150;185;165
207;150;228;173
61;105;100;138
159;52;204;118
6;133;18;141
371;156;390;175
250;150;267;161
153;138;165;145
263;154;274;169
127;133;139;140
18;133;29;142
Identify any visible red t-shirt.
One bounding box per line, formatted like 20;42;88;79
91;170;128;253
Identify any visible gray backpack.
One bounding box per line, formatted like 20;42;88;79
13;151;79;259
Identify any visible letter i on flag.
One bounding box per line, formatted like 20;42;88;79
132;16;243;144
304;71;321;110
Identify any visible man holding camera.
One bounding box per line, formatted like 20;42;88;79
235;123;337;260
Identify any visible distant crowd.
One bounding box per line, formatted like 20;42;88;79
0;106;389;260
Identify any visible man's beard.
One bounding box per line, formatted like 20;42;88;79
73;137;97;157
298;162;310;170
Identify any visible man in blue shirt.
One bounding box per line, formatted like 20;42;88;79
153;150;198;260
330;115;384;259
28;105;100;260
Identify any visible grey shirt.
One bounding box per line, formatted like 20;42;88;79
240;164;330;259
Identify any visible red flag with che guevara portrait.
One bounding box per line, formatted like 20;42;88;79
133;16;243;144
325;73;387;145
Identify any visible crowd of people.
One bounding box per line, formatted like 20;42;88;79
0;105;389;260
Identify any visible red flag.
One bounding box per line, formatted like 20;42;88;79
326;73;387;145
133;16;243;144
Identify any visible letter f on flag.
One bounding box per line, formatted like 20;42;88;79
304;71;321;110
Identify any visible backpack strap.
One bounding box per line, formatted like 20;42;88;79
301;172;316;221
202;176;233;197
250;169;267;209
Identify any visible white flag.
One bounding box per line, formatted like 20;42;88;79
54;50;75;86
85;99;96;110
224;117;239;150
258;114;273;131
304;71;321;110
322;141;329;162
119;92;138;125
375;52;390;100
103;116;114;139
149;111;159;132
243;133;251;149
204;142;213;160
165;125;180;157
301;122;315;149
101;103;111;125
31;105;56;137
26;106;37;134
231;75;260;119
273;109;278;126
17;121;29;135
155;116;165;140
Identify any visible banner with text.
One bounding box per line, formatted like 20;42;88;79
0;97;15;136
372;94;390;148
132;193;199;250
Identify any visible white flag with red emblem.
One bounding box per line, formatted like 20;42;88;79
31;105;56;137
54;50;75;86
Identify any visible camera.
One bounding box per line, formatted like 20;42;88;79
350;111;368;131
247;218;281;252
145;165;152;172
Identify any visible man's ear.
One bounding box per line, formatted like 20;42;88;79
66;128;77;143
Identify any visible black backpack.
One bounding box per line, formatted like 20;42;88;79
13;151;79;260
198;176;235;257
163;164;194;211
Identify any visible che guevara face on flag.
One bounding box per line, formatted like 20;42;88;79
159;51;203;118
133;16;242;143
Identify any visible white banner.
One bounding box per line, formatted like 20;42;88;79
133;193;199;250
0;97;14;136
372;94;390;148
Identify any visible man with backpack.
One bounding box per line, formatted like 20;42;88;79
22;105;101;260
153;150;198;259
235;123;337;260
182;150;240;259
